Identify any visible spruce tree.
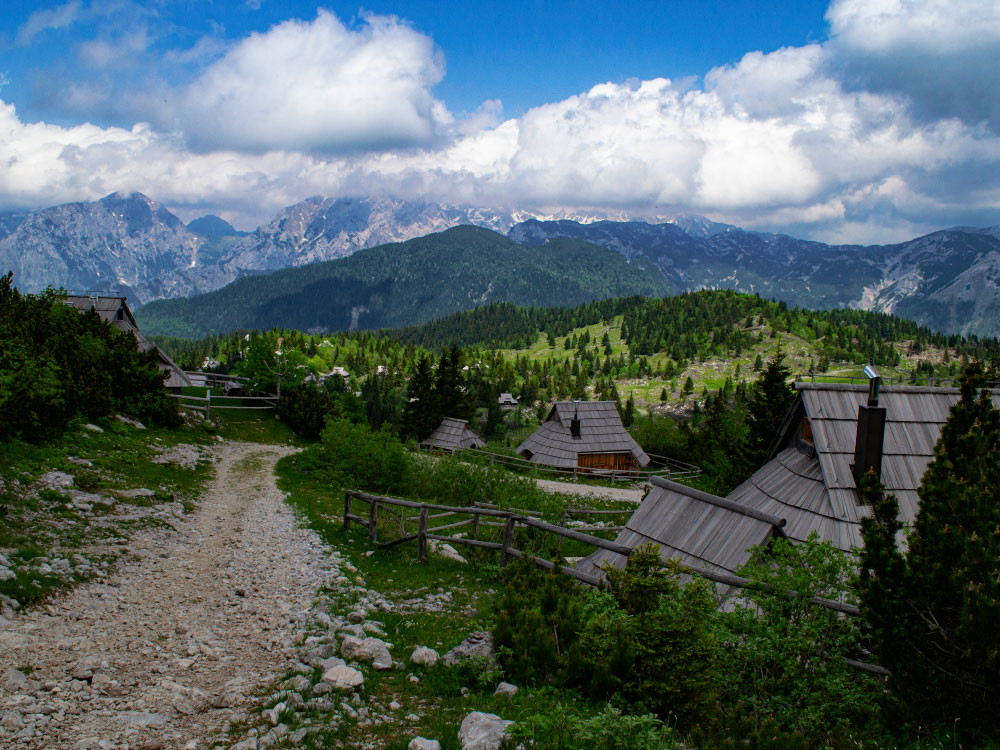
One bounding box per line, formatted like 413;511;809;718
400;354;438;440
434;346;473;422
858;362;1000;734
745;351;794;465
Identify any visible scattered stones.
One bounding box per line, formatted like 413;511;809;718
152;443;206;469
442;632;494;666
494;682;518;697
409;738;441;750
0;567;14;583
458;711;513;750
340;636;393;669
410;646;439;667
39;471;74;490
115;414;146;429
119;488;156;499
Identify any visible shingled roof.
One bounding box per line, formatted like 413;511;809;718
576;381;1000;589
577;476;785;599
64;295;192;390
516;401;650;469
420;418;485;452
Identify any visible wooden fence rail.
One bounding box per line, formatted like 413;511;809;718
458;447;701;483
170;388;278;418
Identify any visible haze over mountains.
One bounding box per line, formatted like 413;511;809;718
2;192;999;337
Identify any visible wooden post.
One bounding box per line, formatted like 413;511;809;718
205;388;211;420
344;491;352;530
398;507;405;536
417;506;428;563
368;498;378;544
472;509;480;540
501;515;515;565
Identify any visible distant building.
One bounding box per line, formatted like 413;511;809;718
63;295;192;392
420;418;485;453
577;382;1000;599
498;393;519;410
517;401;649;474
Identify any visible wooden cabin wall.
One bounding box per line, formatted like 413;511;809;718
578;452;636;472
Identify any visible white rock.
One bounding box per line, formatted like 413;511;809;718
341;636;392;669
493;682;518;697
410;646;439;667
458;712;513;750
82;423;104;433
409;739;441;750
0;567;14;582
321;665;364;690
434;543;467;564
39;471;74;489
115;414;146;429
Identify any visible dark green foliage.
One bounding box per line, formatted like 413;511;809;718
400;354;438;440
689;702;808;750
434;346;473;422
319;417;410;495
717;535;880;743
275;383;339;439
0;274;179;440
858;361;1000;735
744;351;795;465
509;701;677;750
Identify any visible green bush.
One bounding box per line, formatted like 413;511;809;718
715;535;880;743
276;383;339;439
319;417;410;495
510;701;677;750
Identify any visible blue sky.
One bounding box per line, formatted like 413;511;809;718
1;0;999;243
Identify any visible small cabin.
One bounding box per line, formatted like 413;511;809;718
498;393;519;410
516;401;649;474
420;418;485;453
63;295;192;392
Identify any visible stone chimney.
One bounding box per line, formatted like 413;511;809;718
570;403;581;439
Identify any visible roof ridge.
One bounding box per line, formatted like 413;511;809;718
650;476;786;528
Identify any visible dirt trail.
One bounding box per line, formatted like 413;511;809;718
0;441;335;749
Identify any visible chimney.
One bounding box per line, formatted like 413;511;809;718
570;403;581;438
852;361;886;496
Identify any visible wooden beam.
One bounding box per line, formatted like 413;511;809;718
650;475;787;528
417;506;428;563
517;516;633;556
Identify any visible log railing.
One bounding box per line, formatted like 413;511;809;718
455;447;701;483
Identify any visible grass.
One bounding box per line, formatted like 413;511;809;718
0;413;218;607
270;444;634;748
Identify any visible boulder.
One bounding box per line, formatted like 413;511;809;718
442;632;494;666
493;682;518;697
410;646;439;667
341;636;392;670
321;665;364;691
458;711;513;750
409;739;441;750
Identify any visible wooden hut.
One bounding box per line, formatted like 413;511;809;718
64;295;192;391
420;418;485;453
577;382;1000;597
498;393;519;410
517;401;649;473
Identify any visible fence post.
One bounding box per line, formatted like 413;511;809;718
501;515;515;565
368;498;378;544
344;491;352;530
206;388;211;420
398;507;405;536
472;509;480;539
417;506;428;563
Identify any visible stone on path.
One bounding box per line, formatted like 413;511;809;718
458;711;513;750
322;665;364;690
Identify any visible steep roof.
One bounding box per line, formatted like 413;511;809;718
516;401;650;468
64;295;192;389
576;475;784;599
420;418;485;452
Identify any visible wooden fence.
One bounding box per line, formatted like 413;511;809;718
170;388;277;418
452;447;702;483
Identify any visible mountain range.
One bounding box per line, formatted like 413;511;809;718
2;192;999;336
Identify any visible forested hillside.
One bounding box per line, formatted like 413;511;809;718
137;226;672;338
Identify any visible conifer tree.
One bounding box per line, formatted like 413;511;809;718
434;346;473;422
745;351;795;465
400;354;437;440
858;361;1000;733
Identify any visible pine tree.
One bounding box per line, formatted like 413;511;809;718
858;361;1000;734
434;346;473;422
400;354;438;440
744;352;794;465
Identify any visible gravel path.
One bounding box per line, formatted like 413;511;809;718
0;441;336;749
534;478;646;504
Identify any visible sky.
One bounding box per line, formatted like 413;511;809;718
1;0;999;243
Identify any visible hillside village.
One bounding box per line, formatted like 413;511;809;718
2;278;999;749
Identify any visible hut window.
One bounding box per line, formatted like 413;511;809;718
117;308;124;320
801;417;814;444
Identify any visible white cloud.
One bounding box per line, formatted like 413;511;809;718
156;11;451;154
2;0;1000;243
16;1;83;46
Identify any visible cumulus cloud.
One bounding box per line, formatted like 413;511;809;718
16;1;83;46
152;11;451;154
826;0;1000;129
2;0;1000;244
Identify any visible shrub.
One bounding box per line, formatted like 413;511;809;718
319;417;410;495
276;383;339;439
716;535;880;743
